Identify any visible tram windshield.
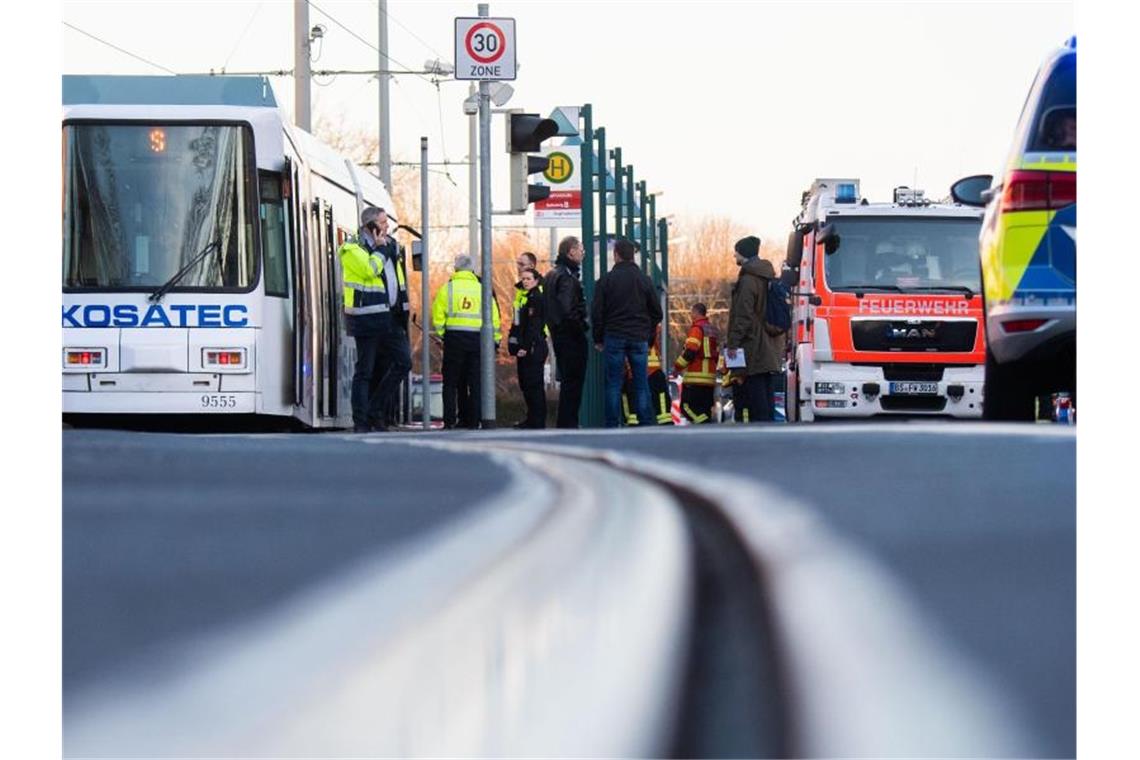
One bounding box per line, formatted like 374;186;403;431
63;123;257;291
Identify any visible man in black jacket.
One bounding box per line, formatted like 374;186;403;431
544;236;589;428
592;237;663;427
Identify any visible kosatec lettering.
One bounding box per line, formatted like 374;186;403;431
62;304;250;328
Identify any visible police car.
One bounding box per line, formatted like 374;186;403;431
952;37;1076;420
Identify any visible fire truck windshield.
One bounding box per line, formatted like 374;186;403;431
822;216;982;294
63;123;257;291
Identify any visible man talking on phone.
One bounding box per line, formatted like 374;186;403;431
339;206;412;432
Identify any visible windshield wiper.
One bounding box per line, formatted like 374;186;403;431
909;285;975;298
838;284;905;297
149;241;220;302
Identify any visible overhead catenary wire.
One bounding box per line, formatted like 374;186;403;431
221;2;265;72
307;0;430;85
63;21;177;75
380;2;446;60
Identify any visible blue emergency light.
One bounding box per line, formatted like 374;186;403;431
836;183;858;203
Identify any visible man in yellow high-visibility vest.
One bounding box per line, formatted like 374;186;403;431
338;206;411;432
431;254;502;429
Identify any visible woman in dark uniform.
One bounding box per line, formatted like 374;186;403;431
512;268;548;429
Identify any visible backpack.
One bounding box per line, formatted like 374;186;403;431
765;278;792;334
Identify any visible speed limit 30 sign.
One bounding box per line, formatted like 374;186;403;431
454;17;516;80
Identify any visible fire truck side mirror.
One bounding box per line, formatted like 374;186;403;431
786;229;805;267
818;224;841;255
950;174;994;207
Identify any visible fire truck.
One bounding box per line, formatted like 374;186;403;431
784;179;987;421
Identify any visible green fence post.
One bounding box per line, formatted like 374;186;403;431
638;180;648;274
648;193;658;286
625;165;635;248
578;105;603;428
612;147;623;239
596;127;608;273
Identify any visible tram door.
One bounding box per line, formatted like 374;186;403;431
286;157;305;410
312;198;341;420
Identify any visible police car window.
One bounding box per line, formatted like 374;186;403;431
1031;55;1076;151
63;123;258;290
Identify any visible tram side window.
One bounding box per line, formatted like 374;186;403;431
260;172;288;297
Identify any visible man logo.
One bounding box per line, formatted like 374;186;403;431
888;326;938;339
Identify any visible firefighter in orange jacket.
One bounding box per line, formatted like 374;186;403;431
623;324;672;425
671;303;719;423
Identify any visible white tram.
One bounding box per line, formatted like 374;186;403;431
63;75;398;427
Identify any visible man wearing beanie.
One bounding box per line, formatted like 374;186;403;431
725;235;784;422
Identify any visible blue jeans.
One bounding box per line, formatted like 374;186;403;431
603;335;653;428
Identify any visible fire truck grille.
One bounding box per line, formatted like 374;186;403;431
851;320;977;352
880;396;948;412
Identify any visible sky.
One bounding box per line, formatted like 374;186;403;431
61;0;1074;243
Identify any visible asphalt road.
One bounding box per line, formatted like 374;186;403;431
62;422;1075;756
63;430;510;692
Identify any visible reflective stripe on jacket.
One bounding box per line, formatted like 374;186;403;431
432;270;502;342
514;280;548;337
339;241;390;316
673;317;719;386
648;324;663;373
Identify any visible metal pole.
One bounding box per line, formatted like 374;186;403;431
478;3;495;428
378;0;392;188
420;137;431;430
549;227;557;267
596;127;608;272
468;82;478;263
612;147;623;239
293;0;311;130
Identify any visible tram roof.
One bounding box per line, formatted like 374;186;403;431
63;75;278;108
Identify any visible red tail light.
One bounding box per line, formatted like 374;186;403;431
203;349;245;368
1049;171;1076;207
1001;319;1048;334
1001;170;1076;212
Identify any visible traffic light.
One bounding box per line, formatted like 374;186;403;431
507;112;558;213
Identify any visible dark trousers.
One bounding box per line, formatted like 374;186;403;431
377;324;411;425
648;371;671;424
623;370;672;425
733;373;774;423
516;354;547;428
551;327;588;429
442;332;480;429
351;325;411;428
681;384;715;424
